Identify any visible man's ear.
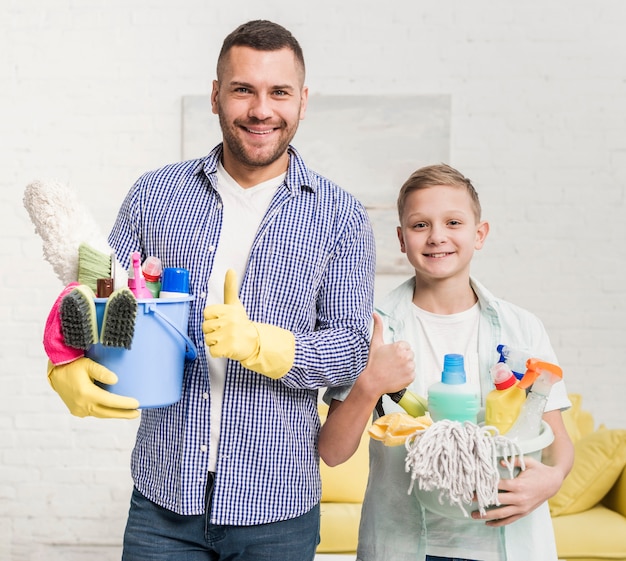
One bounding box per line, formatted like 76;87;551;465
299;86;309;120
475;220;490;249
211;80;219;115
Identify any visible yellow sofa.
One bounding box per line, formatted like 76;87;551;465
317;396;626;560
317;404;369;554
550;394;626;561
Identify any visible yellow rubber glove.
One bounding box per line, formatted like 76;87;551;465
203;269;295;379
47;357;140;419
369;412;432;446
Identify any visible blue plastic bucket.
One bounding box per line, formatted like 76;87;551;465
86;296;197;408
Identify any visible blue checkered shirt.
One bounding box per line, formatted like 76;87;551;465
108;144;375;524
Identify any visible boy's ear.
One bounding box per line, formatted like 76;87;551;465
475;220;490;249
397;226;407;253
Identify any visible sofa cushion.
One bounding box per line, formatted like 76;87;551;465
318;502;361;553
549;428;626;516
561;393;595;443
319;405;369;503
551;504;626;559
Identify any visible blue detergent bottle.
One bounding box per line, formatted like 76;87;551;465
427;353;480;423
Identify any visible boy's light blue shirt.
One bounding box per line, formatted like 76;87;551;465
324;276;570;561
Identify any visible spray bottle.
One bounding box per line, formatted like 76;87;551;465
127;251;154;299
484;362;527;434
427;354;480;423
141;256;162;298
505;358;563;441
496;344;533;380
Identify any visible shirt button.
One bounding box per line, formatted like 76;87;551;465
208;245;215;252
217;203;223;210
200;291;207;299
200;445;208;452
203;392;209;400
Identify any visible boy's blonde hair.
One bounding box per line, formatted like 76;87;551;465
397;163;482;222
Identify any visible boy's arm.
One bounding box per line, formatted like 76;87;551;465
474;409;574;527
538;409;575;479
318;313;415;467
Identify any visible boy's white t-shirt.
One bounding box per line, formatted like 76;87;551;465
412;302;481;390
205;162;284;471
413;302;506;561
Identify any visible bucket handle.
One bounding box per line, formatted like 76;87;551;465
145;303;198;361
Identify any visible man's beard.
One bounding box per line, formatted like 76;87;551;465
218;114;298;168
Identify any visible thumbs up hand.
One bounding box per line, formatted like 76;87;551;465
359;313;416;396
202;270;295;379
203;269;256;359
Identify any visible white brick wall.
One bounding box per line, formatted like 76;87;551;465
2;1;626;558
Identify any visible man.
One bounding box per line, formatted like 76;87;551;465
46;20;375;560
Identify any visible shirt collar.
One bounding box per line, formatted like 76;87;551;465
193;144;314;195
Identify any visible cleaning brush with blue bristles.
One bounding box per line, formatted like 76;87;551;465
100;287;137;349
60;284;98;350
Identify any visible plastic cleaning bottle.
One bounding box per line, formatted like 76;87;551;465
159;267;190;299
505;358;563;441
127;251;154;299
496;344;533;380
427;354;480;423
485;362;527;434
141;256;162;298
386;388;428;417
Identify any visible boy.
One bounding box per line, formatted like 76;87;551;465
318;163;574;561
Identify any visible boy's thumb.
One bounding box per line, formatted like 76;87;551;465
370;313;385;348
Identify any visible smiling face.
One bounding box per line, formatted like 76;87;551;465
211;45;308;186
397;184;489;284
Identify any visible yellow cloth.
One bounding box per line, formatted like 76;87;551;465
203;270;295;379
369;412;433;446
48;358;139;419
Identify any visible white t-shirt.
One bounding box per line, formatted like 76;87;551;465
412;302;505;560
206;162;285;471
412;302;481;391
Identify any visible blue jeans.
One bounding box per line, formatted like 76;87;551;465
122;482;320;561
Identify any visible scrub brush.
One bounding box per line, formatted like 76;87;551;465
78;242;112;293
100;287;137;349
60;284;98;350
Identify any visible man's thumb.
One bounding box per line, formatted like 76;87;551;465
223;269;239;305
370;312;385;348
84;358;119;386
